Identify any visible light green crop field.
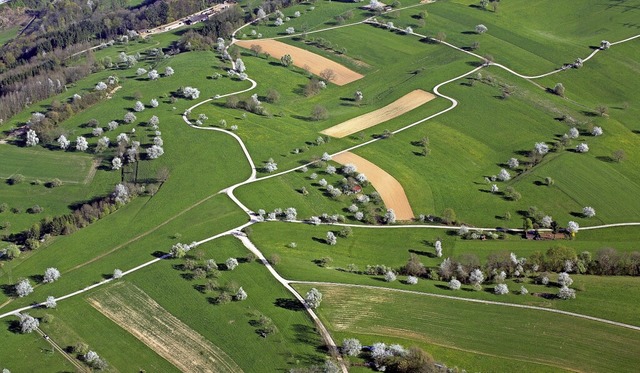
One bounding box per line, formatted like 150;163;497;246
0;25;19;46
0;145;93;183
298;284;640;373
385;0;640;75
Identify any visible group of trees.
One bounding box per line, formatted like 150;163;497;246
0;0;233;124
21;83;115;145
341;339;447;372
172;249;252;304
4;183;138;251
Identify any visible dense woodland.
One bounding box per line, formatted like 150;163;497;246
0;0;245;124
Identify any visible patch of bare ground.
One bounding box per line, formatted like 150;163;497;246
321;89;435;138
235;39;363;85
88;282;242;373
332;152;415;220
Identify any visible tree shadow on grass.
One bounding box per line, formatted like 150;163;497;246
275;298;304;311
193;284;207;294
1;284;16;297
292;323;319;346
152;250;167;258
180;273;195;281
434;284;450;291
408;249;435;258
596;156;614;163
311;237;326;244
29;274;44;284
6;319;21;334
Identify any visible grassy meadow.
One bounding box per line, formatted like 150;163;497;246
248;221;640;325
299;283;640;373
1;0;640;371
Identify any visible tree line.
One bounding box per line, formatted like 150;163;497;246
2;183;140;252
0;0;228;123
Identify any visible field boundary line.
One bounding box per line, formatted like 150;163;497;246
260;219;640;232
34;326;90;372
232;233;348;373
289;281;640;331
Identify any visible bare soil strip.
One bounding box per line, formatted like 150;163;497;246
332;152;414;220
321;89;436;138
88;282;242;373
235;39;363;86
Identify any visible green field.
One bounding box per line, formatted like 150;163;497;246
0;145;94;183
126;236;327;371
0;25;19;46
300;284;640;373
248;221;640;325
1;0;640;371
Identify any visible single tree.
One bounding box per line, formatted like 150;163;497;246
442;208;456;224
19;313;39;333
235;58;246;73
124;112;137;124
568;127;579;139
497;168;511;181
235;287;248;301
319;68;336;82
326;231;337;245
57;135;70;149
305;288;323;308
311;105;329;121
612;149;626;162
576;143;589;153
226;257;239;270
384;271;397;282
567;221;579;234
591;126;603;136
182;87;200;99
25;130;39;147
449;278;462;290
43;268;61;283
475;24;488;34
582;206;596;218
15;279;34;297
434;239;443;257
494;283;509;295
147;145;164;159
342;338;362;356
384;209;396;224
45;296;57;308
558;286;576;299
534;142;549;155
